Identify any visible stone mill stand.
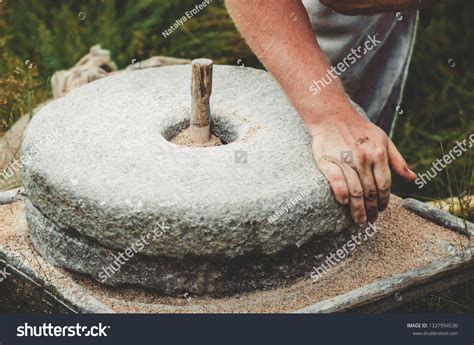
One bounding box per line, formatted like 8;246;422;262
21;59;360;297
2;59;471;312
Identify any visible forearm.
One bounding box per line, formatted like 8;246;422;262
225;0;356;133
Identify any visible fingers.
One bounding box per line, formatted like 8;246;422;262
318;155;367;225
317;158;349;205
349;148;378;222
356;165;379;223
373;149;391;212
318;156;367;224
339;163;367;224
388;139;417;181
317;141;397;225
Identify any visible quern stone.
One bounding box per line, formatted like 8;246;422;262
22;65;364;295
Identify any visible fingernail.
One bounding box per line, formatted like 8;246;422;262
342;197;349;205
359;216;367;224
404;166;417;176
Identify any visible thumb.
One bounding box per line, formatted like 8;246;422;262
387;139;417;181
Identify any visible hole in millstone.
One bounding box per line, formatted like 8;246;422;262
164;115;239;148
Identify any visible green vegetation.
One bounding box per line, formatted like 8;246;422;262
0;0;255;131
392;2;473;215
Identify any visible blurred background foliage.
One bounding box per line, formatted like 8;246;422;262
0;0;257;129
0;0;473;310
391;1;473;215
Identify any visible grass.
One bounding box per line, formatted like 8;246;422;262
0;0;473;312
391;2;474;209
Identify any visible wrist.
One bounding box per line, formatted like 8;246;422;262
300;101;358;138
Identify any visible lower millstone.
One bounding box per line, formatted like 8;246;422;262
26;198;356;297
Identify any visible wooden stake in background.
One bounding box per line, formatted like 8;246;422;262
190;58;213;143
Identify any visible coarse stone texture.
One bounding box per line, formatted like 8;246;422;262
22;65;366;260
26;198;355;296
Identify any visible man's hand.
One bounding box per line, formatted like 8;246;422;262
225;0;417;224
310;110;416;224
320;0;436;15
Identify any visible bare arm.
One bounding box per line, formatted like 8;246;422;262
226;0;352;131
226;0;417;224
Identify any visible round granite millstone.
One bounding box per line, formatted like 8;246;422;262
26;198;356;297
22;65;365;294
